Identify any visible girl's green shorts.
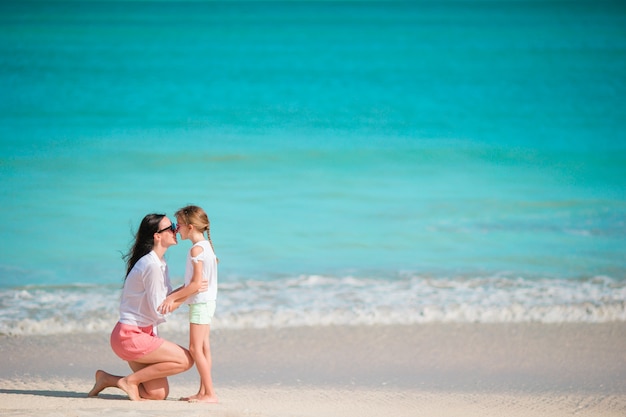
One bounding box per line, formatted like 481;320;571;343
189;301;216;325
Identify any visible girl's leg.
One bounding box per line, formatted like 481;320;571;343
117;339;193;401
201;325;217;401
183;323;207;400
187;323;218;403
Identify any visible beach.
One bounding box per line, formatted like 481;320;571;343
1;323;625;417
2;1;625;415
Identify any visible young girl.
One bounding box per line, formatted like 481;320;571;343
158;205;218;403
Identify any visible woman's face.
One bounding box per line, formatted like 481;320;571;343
155;216;178;247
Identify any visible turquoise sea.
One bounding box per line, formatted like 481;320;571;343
1;1;625;334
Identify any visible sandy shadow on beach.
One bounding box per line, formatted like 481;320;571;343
0;388;126;400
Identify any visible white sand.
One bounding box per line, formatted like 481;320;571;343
1;323;625;416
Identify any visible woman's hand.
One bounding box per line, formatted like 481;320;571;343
158;296;176;315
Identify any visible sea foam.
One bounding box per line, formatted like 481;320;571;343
1;274;624;335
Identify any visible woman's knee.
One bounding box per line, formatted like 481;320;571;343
170;345;193;371
156;340;194;371
181;348;194;370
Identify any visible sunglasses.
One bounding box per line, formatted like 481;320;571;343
156;223;178;234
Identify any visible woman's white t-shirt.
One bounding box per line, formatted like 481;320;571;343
119;250;172;327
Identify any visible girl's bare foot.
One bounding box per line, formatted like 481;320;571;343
189;394;218;404
179;390;204;401
117;377;142;401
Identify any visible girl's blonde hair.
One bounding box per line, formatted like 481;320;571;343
175;205;218;261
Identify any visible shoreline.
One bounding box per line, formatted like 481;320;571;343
1;323;625;416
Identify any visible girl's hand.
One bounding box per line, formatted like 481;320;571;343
171;299;184;312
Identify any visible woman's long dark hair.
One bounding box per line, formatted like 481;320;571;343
123;213;165;279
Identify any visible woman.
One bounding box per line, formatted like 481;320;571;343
88;213;194;401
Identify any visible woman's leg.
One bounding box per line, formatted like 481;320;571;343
117;339;193;401
88;367;172;401
126;361;168;400
87;370;122;397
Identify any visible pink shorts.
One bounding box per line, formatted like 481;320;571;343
110;322;164;361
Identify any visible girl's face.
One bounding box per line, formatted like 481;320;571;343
176;217;191;240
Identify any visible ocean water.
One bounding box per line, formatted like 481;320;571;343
1;1;625;335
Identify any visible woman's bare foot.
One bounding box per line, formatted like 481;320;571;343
189;394;218;404
117;377;142;401
87;370;118;397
